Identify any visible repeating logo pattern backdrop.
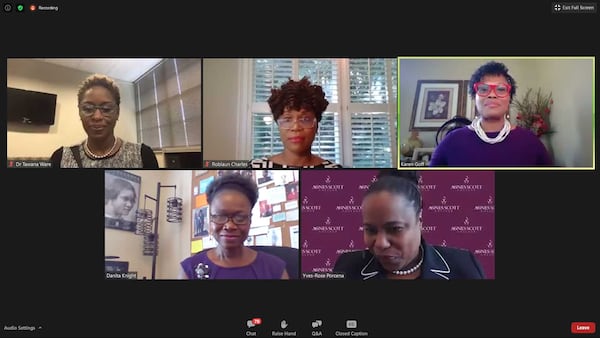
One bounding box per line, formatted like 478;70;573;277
300;170;495;279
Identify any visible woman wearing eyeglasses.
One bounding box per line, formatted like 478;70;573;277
50;74;159;168
249;77;343;168
429;61;552;167
179;173;290;279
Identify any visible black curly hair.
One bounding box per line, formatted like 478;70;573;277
268;76;329;123
206;173;259;208
365;170;422;214
468;61;517;103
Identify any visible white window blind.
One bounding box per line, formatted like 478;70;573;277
348;59;396;167
135;58;201;149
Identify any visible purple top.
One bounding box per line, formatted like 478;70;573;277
429;126;553;167
180;249;286;279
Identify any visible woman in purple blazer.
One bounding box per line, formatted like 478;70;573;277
333;170;485;280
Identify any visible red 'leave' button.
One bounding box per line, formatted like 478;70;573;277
571;322;596;334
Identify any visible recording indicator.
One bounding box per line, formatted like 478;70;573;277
29;3;35;10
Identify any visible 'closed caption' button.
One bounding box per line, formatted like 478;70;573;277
571;322;596;334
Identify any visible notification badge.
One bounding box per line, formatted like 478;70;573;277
246;317;262;328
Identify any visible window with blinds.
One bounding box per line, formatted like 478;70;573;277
250;58;396;167
135;58;201;149
348;59;396;168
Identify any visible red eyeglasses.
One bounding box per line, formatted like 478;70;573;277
473;82;512;98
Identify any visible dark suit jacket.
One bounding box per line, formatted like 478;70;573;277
333;240;485;280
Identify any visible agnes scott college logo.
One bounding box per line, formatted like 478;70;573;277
474;240;495;256
358;175;377;191
313;257;333;273
312;175;344;192
421;225;437;233
336;196;362;212
312;216;344;233
336;240;357;255
302;196;321;212
450;175;484;192
427;196;460;212
301;240;322;256
418;175;437;192
450;217;483;233
474;195;495;212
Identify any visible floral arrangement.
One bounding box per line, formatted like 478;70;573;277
513;88;554;137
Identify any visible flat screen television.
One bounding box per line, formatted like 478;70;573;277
7;87;57;125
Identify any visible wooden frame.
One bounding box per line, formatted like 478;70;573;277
410;80;464;131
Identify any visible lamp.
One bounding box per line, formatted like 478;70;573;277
166;196;183;223
135;208;153;236
134;182;182;279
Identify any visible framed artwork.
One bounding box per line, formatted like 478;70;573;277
192;205;210;239
410;80;464;131
105;170;141;232
463;80;477;120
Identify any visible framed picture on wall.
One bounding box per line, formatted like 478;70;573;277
410;80;464;131
192;205;210;239
105;170;141;232
463;80;478;120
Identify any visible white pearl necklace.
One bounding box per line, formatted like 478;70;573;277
392;246;424;275
468;117;511;144
84;137;119;159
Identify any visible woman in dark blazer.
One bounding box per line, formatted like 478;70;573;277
333;170;485;280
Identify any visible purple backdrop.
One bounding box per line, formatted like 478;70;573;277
300;170;495;279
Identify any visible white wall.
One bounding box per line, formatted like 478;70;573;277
399;57;593;167
104;170;193;279
7;59;138;158
203;58;244;161
533;59;593;167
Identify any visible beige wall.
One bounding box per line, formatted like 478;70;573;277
399;57;594;167
104;170;193;279
202;58;245;161
7;59;138;158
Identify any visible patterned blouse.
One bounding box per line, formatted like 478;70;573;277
249;157;343;168
50;140;159;168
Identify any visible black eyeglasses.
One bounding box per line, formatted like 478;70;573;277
210;214;250;225
79;103;118;116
